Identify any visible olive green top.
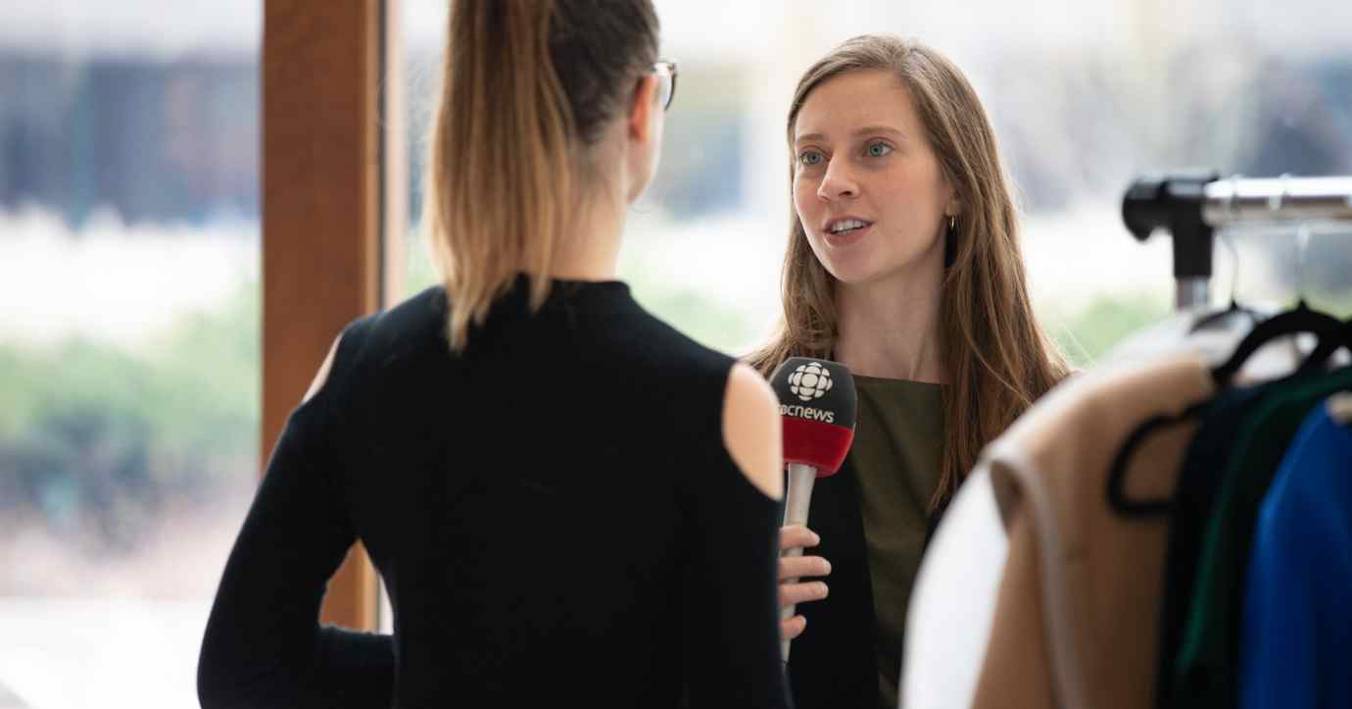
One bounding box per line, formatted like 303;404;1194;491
850;375;944;709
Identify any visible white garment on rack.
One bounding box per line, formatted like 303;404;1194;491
1100;312;1226;365
1103;305;1321;378
900;462;1006;709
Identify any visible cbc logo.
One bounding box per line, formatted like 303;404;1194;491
787;362;833;402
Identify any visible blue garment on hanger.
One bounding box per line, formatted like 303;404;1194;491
1239;403;1352;709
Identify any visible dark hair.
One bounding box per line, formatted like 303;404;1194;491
427;0;660;348
550;0;661;144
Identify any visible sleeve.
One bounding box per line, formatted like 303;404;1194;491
197;323;394;709
678;388;794;708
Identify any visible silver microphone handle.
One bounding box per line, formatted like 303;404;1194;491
781;462;817;661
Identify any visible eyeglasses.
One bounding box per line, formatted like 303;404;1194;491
652;60;678;111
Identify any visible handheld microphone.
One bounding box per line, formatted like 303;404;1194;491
768;357;857;661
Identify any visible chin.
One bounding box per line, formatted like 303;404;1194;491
818;258;885;286
823;252;942;289
838;244;945;287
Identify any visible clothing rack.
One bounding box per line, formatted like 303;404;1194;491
1121;172;1352;310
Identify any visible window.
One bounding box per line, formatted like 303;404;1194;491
399;0;1352;361
0;3;261;707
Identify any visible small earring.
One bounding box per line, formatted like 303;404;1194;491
948;215;956;232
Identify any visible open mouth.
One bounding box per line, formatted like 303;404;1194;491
824;217;873;240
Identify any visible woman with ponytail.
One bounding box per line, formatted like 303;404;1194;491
747;35;1069;709
198;2;792;707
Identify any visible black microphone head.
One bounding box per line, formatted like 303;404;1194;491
768;357;857;476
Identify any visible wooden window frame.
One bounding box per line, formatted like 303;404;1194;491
262;0;405;631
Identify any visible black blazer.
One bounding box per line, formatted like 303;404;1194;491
786;456;881;709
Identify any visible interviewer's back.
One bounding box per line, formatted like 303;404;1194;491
197;1;792;707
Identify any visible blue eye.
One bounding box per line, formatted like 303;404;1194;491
866;142;893;158
799;150;825;167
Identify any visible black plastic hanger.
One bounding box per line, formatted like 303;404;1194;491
1105;400;1209;517
1210;299;1346;387
1297;315;1352;370
1107;300;1345;517
1217;223;1352;381
1107;212;1351;517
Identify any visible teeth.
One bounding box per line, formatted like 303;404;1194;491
830;219;868;234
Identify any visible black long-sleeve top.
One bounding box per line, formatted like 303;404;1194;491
197;277;791;708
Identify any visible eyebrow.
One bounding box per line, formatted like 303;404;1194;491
795;125;906;145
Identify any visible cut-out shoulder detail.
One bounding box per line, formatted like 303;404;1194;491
302;335;342;404
722;363;784;500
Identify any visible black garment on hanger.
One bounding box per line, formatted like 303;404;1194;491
1154;371;1324;707
1154;384;1268;706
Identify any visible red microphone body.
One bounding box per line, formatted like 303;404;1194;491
768;357;857;660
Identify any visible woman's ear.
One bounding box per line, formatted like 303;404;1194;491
627;75;659;144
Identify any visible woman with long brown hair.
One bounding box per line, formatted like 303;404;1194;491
747;35;1069;709
198;1;792;706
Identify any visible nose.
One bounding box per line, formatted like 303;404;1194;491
816;156;858;201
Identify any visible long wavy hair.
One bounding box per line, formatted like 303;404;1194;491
747;35;1069;511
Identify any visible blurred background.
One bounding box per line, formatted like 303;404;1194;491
2;0;1351;706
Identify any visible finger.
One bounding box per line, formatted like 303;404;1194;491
781;615;807;641
779;555;831;581
779;581;829;608
779;525;820;552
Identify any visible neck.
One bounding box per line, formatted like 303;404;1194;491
547;187;625;281
834;254;947;383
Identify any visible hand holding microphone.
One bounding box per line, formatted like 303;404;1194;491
767;357;857;661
